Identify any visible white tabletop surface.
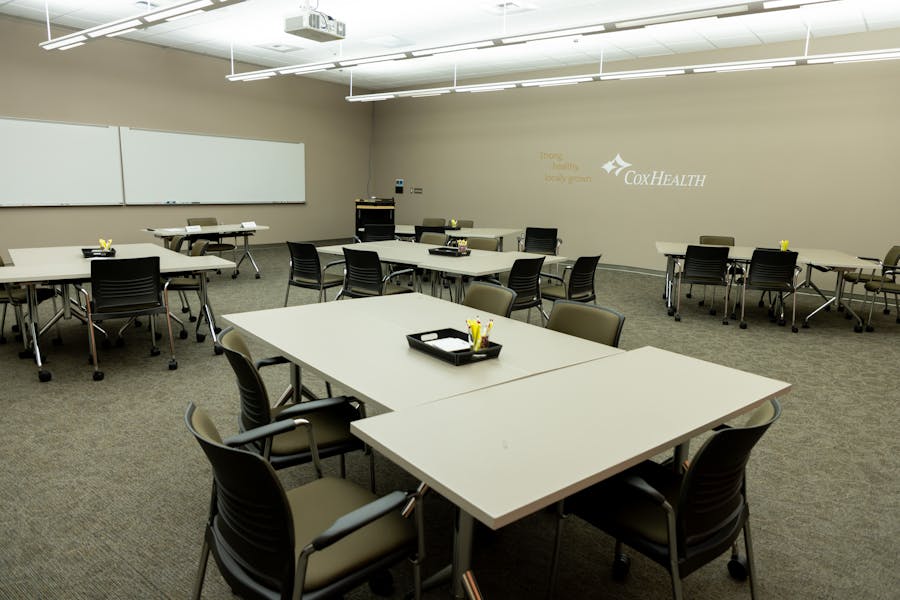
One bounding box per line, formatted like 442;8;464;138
318;240;566;277
395;225;522;240
1;243;234;284
224;293;621;412
352;345;791;529
145;223;269;236
656;241;878;270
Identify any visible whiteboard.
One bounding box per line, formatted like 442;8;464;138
0;117;124;206
120;127;306;205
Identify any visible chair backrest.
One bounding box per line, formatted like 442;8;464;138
361;224;396;242
419;232;447;246
466;237;499;252
462;282;517;317
456;220;474;228
286;241;324;284
677;399;781;554
884;245;900;267
414;225;447;242
343;247;385;296
522;227;559;255
422;218;445;227
698;235;735;246
167;235;186;253
566;255;602;300
189;239;209;257
747;249;798;287
683;245;730;283
185;403;295;597
546;300;625;346
187;217;218;226
219;328;273;435
507;257;545;309
90;257;161;312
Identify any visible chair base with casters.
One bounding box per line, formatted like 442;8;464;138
673;245;731;325
548;399;782;600
863;272;900;332
540;255;602;312
733;249;800;333
185;402;427;600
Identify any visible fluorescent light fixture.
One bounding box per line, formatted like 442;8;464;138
278;63;336;75
166;10;207;22
86;20;142;38
763;0;830;8
339;54;406;67
615;6;746;29
144;0;213;23
346;94;397;102
398;87;453;97
107;28;138;38
455;83;517;92
520;76;594;87
41;34;87;50
412;41;494;57
807;50;900;64
410;91;452;97
501;24;607;45
694;59;797;72
59;42;86;51
601;69;685;80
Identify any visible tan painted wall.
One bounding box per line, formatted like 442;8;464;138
0;15;372;258
371;31;900;271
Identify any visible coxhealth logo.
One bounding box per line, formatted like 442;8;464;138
602;153;707;188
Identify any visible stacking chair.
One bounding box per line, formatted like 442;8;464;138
550;399;782;600
0;256;59;346
843;245;900;314
540;255;601;306
686;235;736;303
80;256;176;381
863;264;899;332
422;217;446;227
456;219;475;228
466;237;498;252
418;232;447;246
461;282;517;317
219;327;372;485
185;402;427;600
186;217;237;267
164;240;214;343
414;225;447;242
545;300;625;347
336;247;414;299
285;242;345;305
490;256;547;323
735;249;800;332
517;227;562;255
357;223;397;242
673;245;731;324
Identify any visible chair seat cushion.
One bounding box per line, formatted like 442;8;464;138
166;276;199;290
269;402;359;456
290;477;415;591
292;273;344;288
383;283;413;295
865;280;900;293
541;284;566;300
844;271;881;284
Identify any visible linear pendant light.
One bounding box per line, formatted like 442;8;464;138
39;0;247;51
228;0;844;83
344;47;900;102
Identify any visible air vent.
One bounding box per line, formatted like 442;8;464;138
135;1;161;9
483;2;535;15
256;43;303;53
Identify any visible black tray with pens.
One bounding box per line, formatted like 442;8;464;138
82;248;116;258
406;328;501;366
428;246;471;257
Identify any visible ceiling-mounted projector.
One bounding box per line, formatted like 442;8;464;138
285;9;345;42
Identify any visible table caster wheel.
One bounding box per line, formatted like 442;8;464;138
802;321;810;329
181;306;190;314
196;333;206;343
674;314;681;322
722;319;729;325
150;346;160;356
179;330;188;339
792;326;799;333
0;336;6;344
709;308;716;316
38;370;52;382
154;332;162;341
214;326;222;334
728;555;748;581
611;553;631;581
884;308;891;315
214;344;224;356
853;324;863;333
866;325;874;332
667;307;675;317
739;322;747;329
231;271;238;279
168;359;178;370
255;273;261;279
189;316;197;322
93;371;104;381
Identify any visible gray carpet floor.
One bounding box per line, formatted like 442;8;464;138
1;244;897;599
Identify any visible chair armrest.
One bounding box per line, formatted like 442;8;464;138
383;267;414;282
223;418;307;447
323;259;345;272
621;474;668;506
312;490;409;551
353;236;362;243
274;396;356;419
255;355;291;369
857;256;882;263
541;272;566;285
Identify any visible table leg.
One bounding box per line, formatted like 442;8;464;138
198;273;223;354
233;233;262;279
451;511;476;599
21;284;52;382
801;267;864;332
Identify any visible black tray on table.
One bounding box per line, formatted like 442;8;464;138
82;248;116;258
406;328;501;366
428;246;471;257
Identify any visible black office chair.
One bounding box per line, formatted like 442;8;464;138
219;327;372;486
550;399;782;600
673;245;731;324
461;282;517;318
735;249;800;332
517;227;561;255
490;256;547;323
357;224;397;242
541;254;601;305
185;402;427;600
686;235;736;303
545;300;625;347
80;256;176;380
336;247;414;299
285;241;345;305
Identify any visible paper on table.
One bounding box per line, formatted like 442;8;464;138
426;337;471;352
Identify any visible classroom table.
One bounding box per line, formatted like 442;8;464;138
0;243;233;381
318;240;566;302
223;292;620;412
395;226;522;250
352;346;792;597
144;223;269;278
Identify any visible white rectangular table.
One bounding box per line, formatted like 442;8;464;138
224;293;621;412
318;240;566;301
144;223;269;278
1;243;233;381
395;226;522;250
352;346;792;597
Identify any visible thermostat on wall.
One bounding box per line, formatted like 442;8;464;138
395;178;404;194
